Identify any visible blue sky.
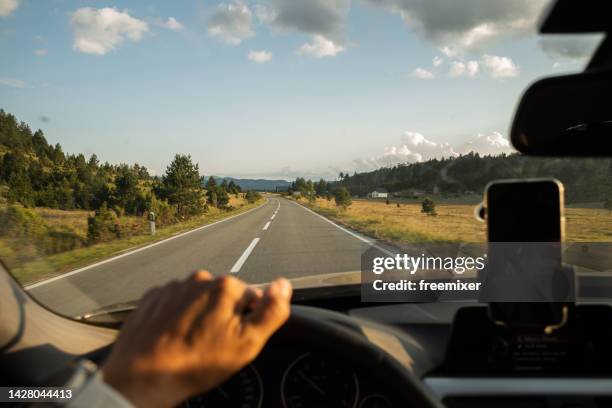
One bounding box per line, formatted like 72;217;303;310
0;0;602;179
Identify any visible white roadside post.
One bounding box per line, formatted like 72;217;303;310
148;211;156;235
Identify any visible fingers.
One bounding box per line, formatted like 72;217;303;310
191;270;213;282
175;271;218;333
138;272;288;346
186;275;250;335
243;278;292;338
235;287;264;314
210;276;249;318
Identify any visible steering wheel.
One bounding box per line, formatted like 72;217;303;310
265;305;444;408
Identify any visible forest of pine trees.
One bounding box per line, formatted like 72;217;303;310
0;109;245;216
0;109;248;255
332;153;612;204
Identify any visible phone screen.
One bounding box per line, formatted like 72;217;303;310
485;179;566;327
486;179;563;243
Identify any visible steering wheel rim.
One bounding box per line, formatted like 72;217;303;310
266;305;444;408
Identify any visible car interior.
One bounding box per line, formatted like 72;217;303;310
2;1;612;407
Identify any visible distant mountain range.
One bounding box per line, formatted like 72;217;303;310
205;176;291;192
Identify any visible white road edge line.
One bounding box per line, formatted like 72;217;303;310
25;200;270;290
270;214;276;220
230;238;260;273
263;221;271;230
291;200;396;257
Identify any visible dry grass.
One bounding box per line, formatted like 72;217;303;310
33;207;149;238
302;197;612;244
33;208;91;238
565;208;612;241
28;194;247;239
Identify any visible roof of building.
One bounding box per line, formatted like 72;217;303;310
371;188;388;193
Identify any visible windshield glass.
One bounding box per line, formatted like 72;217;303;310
0;0;609;317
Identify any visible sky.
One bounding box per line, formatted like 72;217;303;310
0;0;602;180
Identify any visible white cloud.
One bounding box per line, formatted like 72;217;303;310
208;1;254;45
458;131;512;156
449;60;478;77
248;50;272;63
446;54;518;79
0;0;18;17
34;49;48;56
481;54;519;78
0;78;26;88
440;45;458;57
449;61;466;77
458;23;497;49
162;17;184;31
412;67;434;79
70;7;149;55
352;130;512;171
258;0;350;58
466;60;479;76
364;0;548;51
296;35;345;58
413;54;485;80
353;131;458;171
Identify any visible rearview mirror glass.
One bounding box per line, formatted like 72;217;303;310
510;69;612;156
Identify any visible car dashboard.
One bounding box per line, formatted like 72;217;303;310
82;291;612;408
181;346;398;408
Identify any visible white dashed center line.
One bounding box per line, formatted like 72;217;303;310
230;238;260;273
230;199;279;274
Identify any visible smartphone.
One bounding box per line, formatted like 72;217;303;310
486;179;564;243
484;179;568;328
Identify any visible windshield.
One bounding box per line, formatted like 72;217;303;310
0;0;609;317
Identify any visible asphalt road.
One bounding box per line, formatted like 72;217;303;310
27;196;387;317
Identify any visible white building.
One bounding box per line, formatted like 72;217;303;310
368;188;389;199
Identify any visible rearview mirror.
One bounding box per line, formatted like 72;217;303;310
510;69;612;156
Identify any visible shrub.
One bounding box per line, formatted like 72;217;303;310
207;190;218;208
421;197;437;216
216;188;230;208
0;205;46;241
245;190;262;204
87;203;121;244
148;195;177;227
334;187;352;209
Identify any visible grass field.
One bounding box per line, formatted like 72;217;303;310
1;195;263;285
300;197;612;244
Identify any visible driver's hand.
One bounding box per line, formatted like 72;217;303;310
101;271;292;408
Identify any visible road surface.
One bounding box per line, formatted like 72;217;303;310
27;197;390;317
